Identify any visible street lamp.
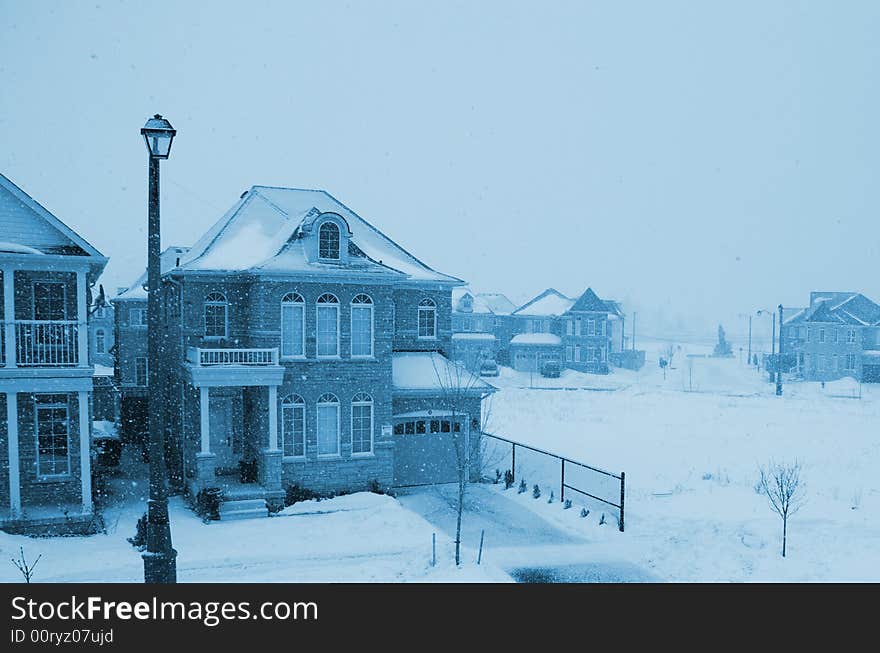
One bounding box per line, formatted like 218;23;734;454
776;304;784;396
140;114;177;583
757;308;776;382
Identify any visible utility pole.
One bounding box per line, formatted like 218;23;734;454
776;304;783;396
748;315;752;366
632;312;636;351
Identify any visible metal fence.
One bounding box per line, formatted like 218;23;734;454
482;432;625;532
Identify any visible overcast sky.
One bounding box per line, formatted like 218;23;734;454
2;0;878;343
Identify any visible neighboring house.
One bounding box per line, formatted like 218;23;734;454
508;333;563;373
509;287;632;374
450;287;517;367
114;186;495;514
112;246;190;446
0;173;107;534
782;291;880;383
89;301;114;369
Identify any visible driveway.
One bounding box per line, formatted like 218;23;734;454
396;484;660;582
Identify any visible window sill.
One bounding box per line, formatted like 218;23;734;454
417;336;438;341
282;456;307;463
350;452;375;459
316;355;341;361
36;474;72;484
316;454;342;460
349;356;377;361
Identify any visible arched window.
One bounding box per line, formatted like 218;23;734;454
350;294;373;357
319;222;340;260
316;294;339;357
281;292;305;358
204;292;228;338
351;392;373;455
316;393;340;456
95;329;106;354
281;394;305;458
418;298;437;339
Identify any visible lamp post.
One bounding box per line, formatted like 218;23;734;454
757;308;775;382
776;304;784;396
140;114;177;583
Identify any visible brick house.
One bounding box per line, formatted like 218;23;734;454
450;287;516;367
114;186;494;513
0;173;107;534
509;287;626;374
782;291;880;382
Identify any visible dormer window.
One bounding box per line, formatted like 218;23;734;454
319;222;340;260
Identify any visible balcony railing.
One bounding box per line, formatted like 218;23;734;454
187;347;279;367
1;320;80;367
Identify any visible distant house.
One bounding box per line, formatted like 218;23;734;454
508;333;563;373
113;186;495;514
783;291;880;382
508;287;633;374
0;173;107;534
451;287;516;367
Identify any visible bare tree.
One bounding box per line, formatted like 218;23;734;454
11;547;41;583
758;460;806;557
431;354;490;566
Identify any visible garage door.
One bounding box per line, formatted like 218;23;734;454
514;352;536;372
393;418;463;487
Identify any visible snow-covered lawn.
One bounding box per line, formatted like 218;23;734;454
0;482;510;583
485;347;880;582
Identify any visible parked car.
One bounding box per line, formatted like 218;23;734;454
91;421;122;468
540;360;561;378
479;359;500;377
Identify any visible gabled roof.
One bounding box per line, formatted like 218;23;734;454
511;288;574;317
113;246;191;301
453;286;516;315
510;333;562;346
176;186;463;285
784;293;880;327
570;287;611;313
0;172;105;260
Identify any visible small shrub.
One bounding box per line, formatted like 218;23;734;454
504;470;514;490
368;479;384;495
599;512;606;525
285;483;320;506
10;547;41;583
564;499;572;510
532;484;541;499
579;507;589;518
517;479;527;494
702;472;712;481
196;488;222;521
547;490;554;504
127;513;148;548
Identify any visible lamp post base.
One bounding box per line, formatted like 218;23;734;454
143;498;177;583
142;548;178;584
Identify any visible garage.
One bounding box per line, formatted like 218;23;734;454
393;414;465;487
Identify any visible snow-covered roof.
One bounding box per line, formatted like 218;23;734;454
114;246;191;301
453;287;515;315
0;241;43;255
93;364;114;377
512;288;574;317
391;352;496;394
863;351;880;360
176;186;463;285
784;293;880;327
452;332;496;341
510;333;562;346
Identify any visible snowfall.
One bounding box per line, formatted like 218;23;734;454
1;339;878;583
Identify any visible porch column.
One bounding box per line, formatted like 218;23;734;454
268;385;278;451
76;269;88;367
200;386;210;454
3;267;15;368
6;393;21;518
78;391;92;514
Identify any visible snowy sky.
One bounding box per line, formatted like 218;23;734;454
2;0;878;341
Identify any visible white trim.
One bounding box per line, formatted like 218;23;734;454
3;267;15;367
268;385;278;450
350;392;373;456
316;394;340;457
350;294;374;358
200;387;210;454
76;270;88;367
78;390;91;514
6;392;20;517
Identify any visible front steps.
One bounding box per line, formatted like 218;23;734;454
218;498;269;521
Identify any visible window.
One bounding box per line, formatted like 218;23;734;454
95;329;106;354
566;320;573;336
575;317;582;336
587;346;597;362
319;222;340;260
806;327;811;343
600;347;606;362
135;357;148;386
204;292;228;338
394;419;459;436
847;329;857;344
799;326;806;339
818;355;825;371
845;353;857;370
542;320;550;333
819;328;825;343
600;321;606;336
281;293;305;358
316;393;340;456
316;294;339;357
94;307;106;319
574;345;581;362
351;392;373;455
35;395;70;477
833;328;839;344
565;346;573;362
351;294;374;357
33;281;67;321
833;354;839;371
130;308;147;327
281;394;305;458
587;319;596;336
418;298;436;339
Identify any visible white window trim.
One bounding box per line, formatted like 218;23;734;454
281;397;306;461
418;298;437;340
280;294;306;359
34;396;72;479
95;329;106;354
204;292;229;340
135;357;149;387
316;396;341;457
318;221;341;261
350;394;374;457
350;295;375;358
316;295;341;358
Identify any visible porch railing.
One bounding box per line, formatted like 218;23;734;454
11;320;80;367
187;347;279;366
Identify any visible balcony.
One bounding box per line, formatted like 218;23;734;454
184;347;284;388
1;320;80;367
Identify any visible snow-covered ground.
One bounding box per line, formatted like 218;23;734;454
0;455;509;583
484;340;880;582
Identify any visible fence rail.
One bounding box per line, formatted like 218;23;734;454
187;347;279;366
483;431;625;532
10;320;79;367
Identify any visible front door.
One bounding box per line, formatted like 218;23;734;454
209;395;238;472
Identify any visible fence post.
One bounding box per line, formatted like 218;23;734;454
560;459;565;503
619;471;625;532
511;443;516;482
